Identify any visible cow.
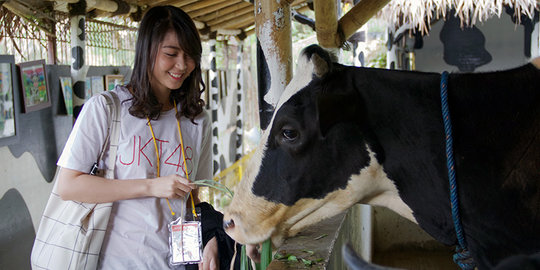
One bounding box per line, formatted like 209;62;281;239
223;44;540;269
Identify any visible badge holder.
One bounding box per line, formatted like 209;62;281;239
168;205;203;266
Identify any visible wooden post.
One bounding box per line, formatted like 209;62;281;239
45;18;57;65
315;0;390;48
314;0;339;48
255;0;292;129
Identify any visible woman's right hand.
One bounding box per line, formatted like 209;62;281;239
148;174;195;199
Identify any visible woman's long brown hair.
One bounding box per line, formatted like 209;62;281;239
127;5;205;122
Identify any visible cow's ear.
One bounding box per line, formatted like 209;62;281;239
311;53;329;78
317;92;361;137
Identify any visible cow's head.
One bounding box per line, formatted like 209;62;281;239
224;45;411;246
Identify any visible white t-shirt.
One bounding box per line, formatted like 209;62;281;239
57;86;212;269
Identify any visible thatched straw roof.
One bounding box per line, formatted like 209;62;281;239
381;0;538;33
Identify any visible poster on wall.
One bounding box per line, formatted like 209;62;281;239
91;76;105;96
85;77;92;100
0;55;20;146
18;59;51;113
0;62;15;139
105;74;124;91
59;77;73;115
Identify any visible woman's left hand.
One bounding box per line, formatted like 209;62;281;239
199;236;219;270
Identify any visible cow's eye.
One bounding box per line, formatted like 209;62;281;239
282;129;298;141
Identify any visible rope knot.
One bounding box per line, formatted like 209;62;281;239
453;247;476;270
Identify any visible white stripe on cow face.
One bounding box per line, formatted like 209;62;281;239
284;147;416;238
224;145;416;246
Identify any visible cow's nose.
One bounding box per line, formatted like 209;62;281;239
223;219;235;230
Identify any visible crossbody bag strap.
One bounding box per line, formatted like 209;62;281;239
100;91;121;179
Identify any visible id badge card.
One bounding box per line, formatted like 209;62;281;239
168;208;203;266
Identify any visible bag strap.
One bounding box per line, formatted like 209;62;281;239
99;91;121;179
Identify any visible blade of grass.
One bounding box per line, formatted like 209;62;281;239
241;245;250;270
192;179;234;198
260;239;272;270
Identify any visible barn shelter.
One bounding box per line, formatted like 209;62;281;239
0;0;538;269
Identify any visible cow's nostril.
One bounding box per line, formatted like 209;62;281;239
224;219;235;229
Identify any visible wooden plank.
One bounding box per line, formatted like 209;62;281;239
206;6;252;27
210;12;253;30
338;0;390;44
150;0;193;6
182;0;227;13
295;5;311;13
290;0;309;8
244;27;255;37
314;0;389;47
189;1;244;19
227;20;253;30
192;0;253;22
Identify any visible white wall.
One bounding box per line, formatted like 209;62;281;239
415;15;535;73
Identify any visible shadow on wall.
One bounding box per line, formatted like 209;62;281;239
0;188;35;270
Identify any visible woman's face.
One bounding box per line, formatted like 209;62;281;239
151;30;196;94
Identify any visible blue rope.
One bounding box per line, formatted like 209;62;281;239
440;72;476;270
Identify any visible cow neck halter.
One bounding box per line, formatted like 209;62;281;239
147;100;197;218
440;71;475;270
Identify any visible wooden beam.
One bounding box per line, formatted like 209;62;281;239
211;12;253;30
189;0;243;19
290;0;309;8
194;1;249;21
244;27;255;37
182;0;227;13
315;0;390;48
338;0;390;44
231;20;253;30
314;0;338;48
177;0;200;7
206;6;252;27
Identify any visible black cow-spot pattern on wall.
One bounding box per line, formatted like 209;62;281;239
209;39;220;176
505;6;539;58
0;188;35;270
70;8;88;118
440;14;492;72
235;43;244;161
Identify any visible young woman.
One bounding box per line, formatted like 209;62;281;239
57;6;230;269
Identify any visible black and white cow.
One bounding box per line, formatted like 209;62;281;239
224;45;540;269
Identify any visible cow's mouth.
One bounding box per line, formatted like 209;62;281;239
223;209;277;245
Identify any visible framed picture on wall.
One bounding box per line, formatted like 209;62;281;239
85;77;92;101
59;77;73;115
105;74;124;91
18;59;51;113
0;55;19;145
91;76;105;96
